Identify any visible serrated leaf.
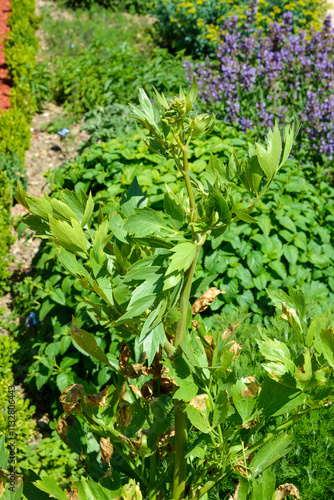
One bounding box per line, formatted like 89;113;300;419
81;192;94;228
166;242;197;276
49;216;88;255
213;390;229;427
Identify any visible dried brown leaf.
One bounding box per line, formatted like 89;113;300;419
275;483;300;499
119;343;132;370
118;404;133;427
241;376;258;398
85;386;109;407
192;287;225;315
100;437;114;465
59;384;84;415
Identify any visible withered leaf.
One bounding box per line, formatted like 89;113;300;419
56;415;75;445
119;343;132;369
100;437;114;465
241;376;258;398
65;487;79;500
192;287;225;315
118;404;133;427
121;363;148;379
119;433;141;451
227;340;242;357
85;386;109;407
189;394;208;412
59;384;84;415
275;483;300;499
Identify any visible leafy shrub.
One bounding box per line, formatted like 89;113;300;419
81;103;135;144
151;0;327;57
42;43;186;117
57;0;150;14
48;123;334;319
0;172;15;297
186;11;334;165
0;152;27;190
15;86;334;500
200;158;334;318
0;334;36;459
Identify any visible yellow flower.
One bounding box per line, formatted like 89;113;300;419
188;6;197;13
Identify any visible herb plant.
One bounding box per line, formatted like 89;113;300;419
14;82;334;499
186;8;334;164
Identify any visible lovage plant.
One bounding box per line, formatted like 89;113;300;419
13;81;334;499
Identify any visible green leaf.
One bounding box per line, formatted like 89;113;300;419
211;188;231;225
247;252;263;276
255;122;282;180
118;294;156;322
120;177;147;217
189;76;198;104
231;379;257;423
258;378;305;416
251;468;276;500
33;474;69;500
166;242;197;276
231;198;258;224
269;260;287;280
213;390;229;427
279;119;300;169
70;317;114;369
124;208;172;238
139;301;167;364
81;192;94;228
186;403;210;434
257;332;295;376
163;194;185;230
49;216;88;255
283;244;299;265
59;248;89;278
250;434;291;477
15;179;29;209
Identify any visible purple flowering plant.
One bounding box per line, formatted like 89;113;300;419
185;0;334;163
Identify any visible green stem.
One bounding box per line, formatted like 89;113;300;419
149;453;157;500
172;401;188;500
174;241;204;348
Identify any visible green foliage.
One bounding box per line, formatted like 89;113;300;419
0;335;36;463
201;160;334;318
151;0;328;57
40;43;186;118
57;0;150;14
17;85;331;500
0;0;39;159
0;152;27;191
0;172;15;297
46;121;334;319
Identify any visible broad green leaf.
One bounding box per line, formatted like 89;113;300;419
213;390;229;427
251;468;276;500
125;208;172;238
283;244;299;265
118;294;156;322
49;216;88;255
186;403;210;434
250;434;291;477
120;177;147;217
257;332;295;376
231;198;258;224
211;188;231;225
294;348;312;383
269;260;287;280
231;379;257;423
33;474;68;500
258;378;305;416
59;248;89;278
50;197;79;223
255;122;281;180
163;194;185;230
166;242;197;276
279;119;300;169
70;318;113;368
